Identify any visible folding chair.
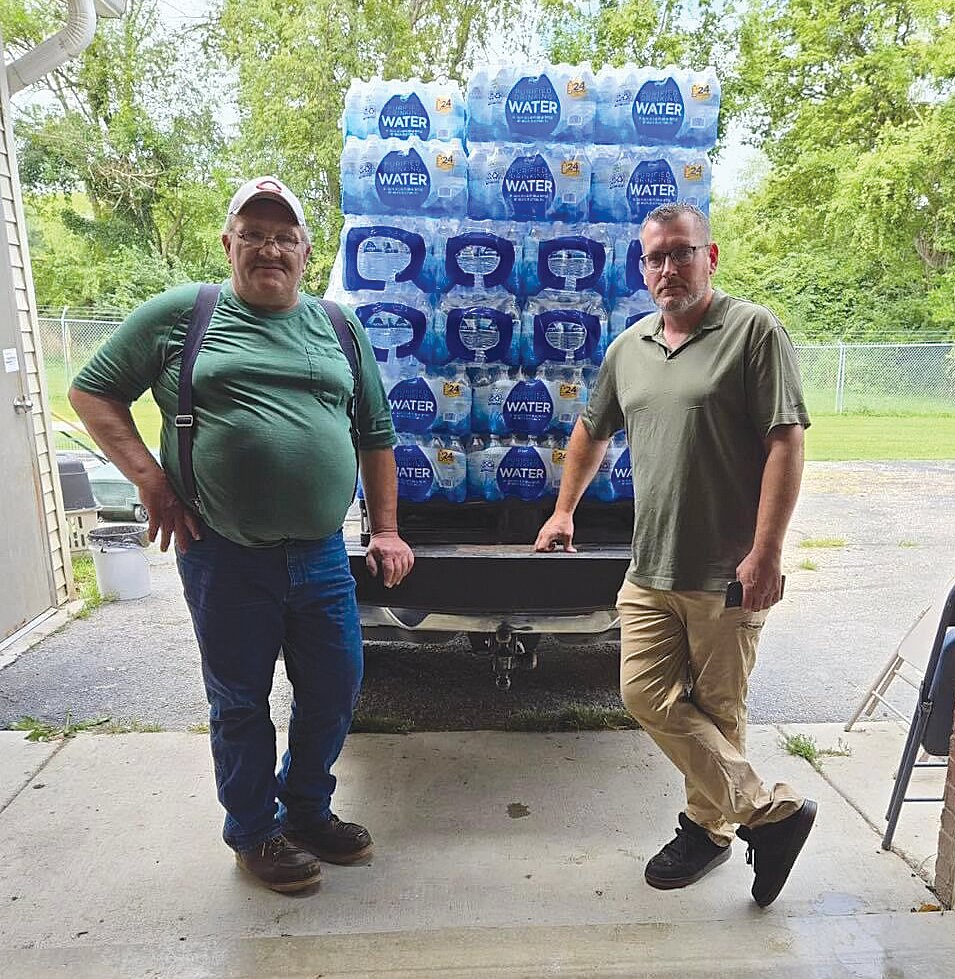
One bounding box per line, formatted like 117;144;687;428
845;583;953;731
882;580;955;850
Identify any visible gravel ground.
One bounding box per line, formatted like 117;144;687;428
1;461;954;732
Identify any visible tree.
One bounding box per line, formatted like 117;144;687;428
214;0;527;289
2;0;232;307
717;0;955;339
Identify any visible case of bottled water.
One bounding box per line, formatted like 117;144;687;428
521;290;608;368
470;436;553;501
590;146;711;224
472;366;588;436
341;136;468;217
468;143;591;223
432;287;522;366
434;219;522;294
349;286;433;384
382;366;471;437
391;434;467;502
343;78;467;141
523;223;612;295
340;216;436;293
595;66;720;148
468;65;596;143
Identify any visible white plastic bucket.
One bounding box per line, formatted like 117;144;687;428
88;525;151;600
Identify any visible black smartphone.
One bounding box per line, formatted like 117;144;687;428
725;575;786;608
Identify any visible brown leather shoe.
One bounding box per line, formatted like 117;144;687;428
235;834;322;892
285;814;374;865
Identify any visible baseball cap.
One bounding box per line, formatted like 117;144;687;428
227;176;307;226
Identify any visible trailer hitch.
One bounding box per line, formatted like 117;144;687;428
469;624;540;690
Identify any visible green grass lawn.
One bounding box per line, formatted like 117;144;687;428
805;414;955;460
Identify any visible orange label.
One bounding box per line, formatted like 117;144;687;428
559;383;580;399
552;449;567;464
691;84;712;101
567;78;588;99
435;97;453;114
561;160;581;178
437;449;454;464
443;381;462;397
436;153;454;171
684;164;704;181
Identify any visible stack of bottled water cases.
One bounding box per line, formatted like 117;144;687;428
334;65;719;505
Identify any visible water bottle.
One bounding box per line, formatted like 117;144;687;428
500;368;554;437
340;216;435;293
431;435;467;502
394;434;437;502
433;364;472;436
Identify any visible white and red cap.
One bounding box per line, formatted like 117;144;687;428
227;176;306;226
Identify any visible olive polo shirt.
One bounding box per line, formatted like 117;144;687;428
582;289;810;591
72;281;396;547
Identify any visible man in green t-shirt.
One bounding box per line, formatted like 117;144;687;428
535;202;815;909
70;176;413;894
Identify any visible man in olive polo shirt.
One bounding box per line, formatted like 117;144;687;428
70;176;413;894
535;202;816;908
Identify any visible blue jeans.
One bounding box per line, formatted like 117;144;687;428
177;527;363;852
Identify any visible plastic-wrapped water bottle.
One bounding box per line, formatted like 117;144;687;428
609;294;657;344
468;64;596;143
500;368;554;437
544;435;568;496
590;146;711;224
350;287;432;389
340;136;468;217
523;223;612;295
521;290;608;368
343;78;467;141
490;437;551;501
471;365;513;434
609;224;646;299
466;435;487;499
544;365;588;435
394;434;439;502
595;65;720;148
433;287;521;366
340;216;436;293
468;143;591;223
435;219;522;293
430;436;467;502
432;364;472;436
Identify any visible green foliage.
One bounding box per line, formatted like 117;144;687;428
11;714;111;741
506;705;640;731
3;1;231;307
719;0;955;340
215;0;527;288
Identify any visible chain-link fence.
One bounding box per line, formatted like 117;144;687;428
797;342;955;415
37;313;955;451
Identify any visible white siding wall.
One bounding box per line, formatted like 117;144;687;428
0;49;75;604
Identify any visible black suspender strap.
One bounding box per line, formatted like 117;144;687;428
176;283;221;511
318;298;362;453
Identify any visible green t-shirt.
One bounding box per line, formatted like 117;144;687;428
582;290;810;591
72;281;396;547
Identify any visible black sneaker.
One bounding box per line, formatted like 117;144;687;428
645;812;732;889
736;799;818;907
285;814;374;865
235;834;322;893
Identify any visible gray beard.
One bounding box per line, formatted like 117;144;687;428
654;284;708;314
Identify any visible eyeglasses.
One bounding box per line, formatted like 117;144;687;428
233;230;304;252
639;244;709;272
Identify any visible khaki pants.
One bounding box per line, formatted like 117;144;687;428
617;579;802;845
